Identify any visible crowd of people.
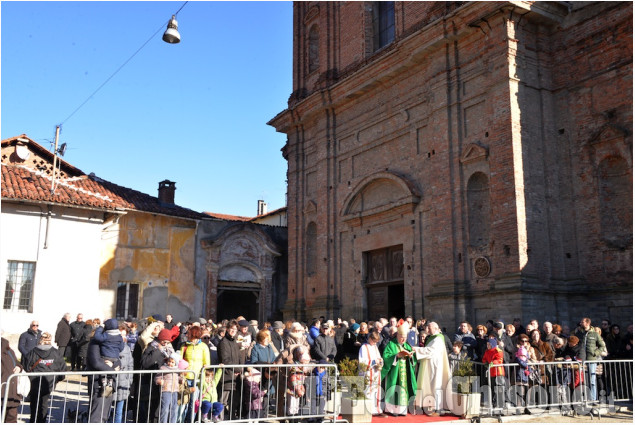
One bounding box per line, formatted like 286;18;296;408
1;312;633;422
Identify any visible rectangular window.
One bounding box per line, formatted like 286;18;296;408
374;1;395;51
3;261;36;312
116;282;139;319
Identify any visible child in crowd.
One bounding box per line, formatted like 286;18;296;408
308;364;328;422
286;347;311;419
243;368;267;419
93;318;125;360
93;318;124;394
513;340;530;409
126;322;138;352
155;353;183;423
200;368;223;423
176;359;191;423
448;341;466;374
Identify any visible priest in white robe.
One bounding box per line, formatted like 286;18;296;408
413;321;452;416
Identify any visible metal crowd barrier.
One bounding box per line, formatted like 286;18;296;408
480;359;633;419
195;363;340;423
1;363;341;423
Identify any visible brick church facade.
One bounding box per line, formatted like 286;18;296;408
268;2;632;327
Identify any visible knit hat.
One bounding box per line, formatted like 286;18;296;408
170;353;181;363
516;346;527;358
39;332;52;345
350;323;360;332
273;321;285;330
158;329;172;342
178;359;189;370
488;338;498;348
104;318;119;331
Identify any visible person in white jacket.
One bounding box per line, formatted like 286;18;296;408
358;330;385;416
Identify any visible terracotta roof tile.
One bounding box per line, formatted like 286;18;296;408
203;212;251;221
1;135;208;221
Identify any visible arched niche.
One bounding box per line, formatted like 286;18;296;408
341;171;420;223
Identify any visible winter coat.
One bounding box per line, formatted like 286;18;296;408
243;377;266;411
218;334;242;388
77;324;93;359
70;320;85;343
93;327;124;359
181;340;210;378
18;327;41;360
515;354;530;385
453;331;477;360
201;370;222;402
1;337;23;407
115;344;134;401
55;318;72;348
482;347;505;377
138;340;174;401
311;334;337;362
22;345;67;395
605;333;625;359
563;342;585;361
250;343;277;365
270;331;284;353
155;365;183;392
575;328;607;361
531;340;555;363
126;330;138;352
341;330;360;359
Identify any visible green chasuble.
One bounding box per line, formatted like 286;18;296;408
381;340;417;407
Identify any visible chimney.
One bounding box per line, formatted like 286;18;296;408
158;180;176;205
257;200;268;216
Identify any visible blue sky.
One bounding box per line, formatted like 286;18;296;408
1;1;292;217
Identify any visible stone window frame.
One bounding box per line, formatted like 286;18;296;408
598;154;632;249
307;24;319;74
305;221;318;276
3;260;36;312
466;171;491;248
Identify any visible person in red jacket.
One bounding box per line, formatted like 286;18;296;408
482;337;506;408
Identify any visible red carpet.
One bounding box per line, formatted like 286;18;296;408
371;413;461;423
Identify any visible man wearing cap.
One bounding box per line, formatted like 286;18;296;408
493;321;514;363
312;323;337;362
413;322;451;416
270;321;285;353
236;319;252;363
248;320;259;341
381;323;416;416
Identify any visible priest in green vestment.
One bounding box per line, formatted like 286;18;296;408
381;324;417;415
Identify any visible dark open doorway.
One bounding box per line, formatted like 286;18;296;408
217;290;258;322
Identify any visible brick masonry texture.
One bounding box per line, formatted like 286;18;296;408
268;2;633;329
